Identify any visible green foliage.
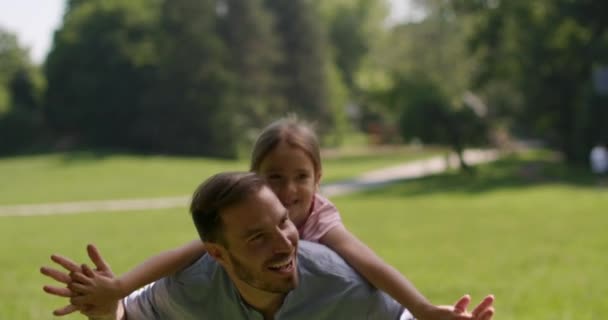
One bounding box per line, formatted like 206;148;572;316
456;0;608;162
44;0;160;148
390;74;488;171
37;0;359;156
382;2;473;102
0;107;46;154
132;0;239;157
263;0;332;133
0;28;45;153
218;0;286;147
317;0;387;92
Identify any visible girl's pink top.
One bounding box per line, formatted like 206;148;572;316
297;193;342;242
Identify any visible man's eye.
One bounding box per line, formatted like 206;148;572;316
250;234;264;242
297;174;309;180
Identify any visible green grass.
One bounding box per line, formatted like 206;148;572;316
0;153;247;205
322;146;445;182
0;147;443;205
333;151;607;319
2;150;605;319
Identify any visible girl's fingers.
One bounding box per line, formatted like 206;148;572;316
51;254;81;273
472;295;495;317
53;304;79;316
43;285;74;298
68;281;92;294
453;294;471;313
87;244;112;272
477;307;494;320
70;294;92;306
40;266;71;284
70;271;93;286
82;264;96;277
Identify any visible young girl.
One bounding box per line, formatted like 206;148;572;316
71;117;489;320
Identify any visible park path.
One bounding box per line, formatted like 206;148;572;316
0;149;499;217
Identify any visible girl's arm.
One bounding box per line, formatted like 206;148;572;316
75;239;206;307
320;225;469;320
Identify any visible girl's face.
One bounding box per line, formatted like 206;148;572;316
257;141;320;228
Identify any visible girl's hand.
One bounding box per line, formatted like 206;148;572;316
41;244;121;318
418;295;495;320
68;264;125;311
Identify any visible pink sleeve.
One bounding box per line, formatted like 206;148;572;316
297;194;342;242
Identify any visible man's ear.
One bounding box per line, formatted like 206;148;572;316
205;243;227;265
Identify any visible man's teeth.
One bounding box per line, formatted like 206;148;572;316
269;258;292;269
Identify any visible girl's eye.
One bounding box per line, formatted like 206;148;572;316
297;173;310;180
267;174;281;180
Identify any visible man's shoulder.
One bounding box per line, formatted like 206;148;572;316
124;255;241;319
290;242;405;319
159;254;231;304
297;241;365;283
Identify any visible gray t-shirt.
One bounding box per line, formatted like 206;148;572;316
123;241;412;319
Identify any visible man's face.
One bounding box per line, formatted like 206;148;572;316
214;186;299;295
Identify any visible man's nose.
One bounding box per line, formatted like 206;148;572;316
272;229;293;253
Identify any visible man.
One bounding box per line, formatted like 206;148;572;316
42;172;495;320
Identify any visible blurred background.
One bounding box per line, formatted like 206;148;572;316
1;0;605;160
1;0;607;319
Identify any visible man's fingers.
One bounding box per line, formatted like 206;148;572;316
43;285;74;298
40;266;71;284
472;295;495;316
53;304;79;316
453;294;471;313
87;244;112;272
51;254;81;273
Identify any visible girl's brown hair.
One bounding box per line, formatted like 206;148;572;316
250;116;321;175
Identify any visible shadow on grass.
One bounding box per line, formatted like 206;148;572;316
358;150;600;198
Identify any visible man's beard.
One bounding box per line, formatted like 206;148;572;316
228;251;298;294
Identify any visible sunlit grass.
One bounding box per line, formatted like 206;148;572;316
2;150;604;319
0;147;443;204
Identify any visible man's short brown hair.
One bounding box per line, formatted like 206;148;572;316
190;172;266;245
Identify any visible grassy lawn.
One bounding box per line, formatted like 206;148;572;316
1;150;605;319
333;151;607;319
0;147;443;205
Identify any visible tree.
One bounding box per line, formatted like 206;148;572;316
133;0;238;157
0;28;31;113
217;0;285;139
44;0;160;148
0;28;45;153
391;74;488;172
454;0;608;163
263;0;332;133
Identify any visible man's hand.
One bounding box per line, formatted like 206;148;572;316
40;244;123;319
